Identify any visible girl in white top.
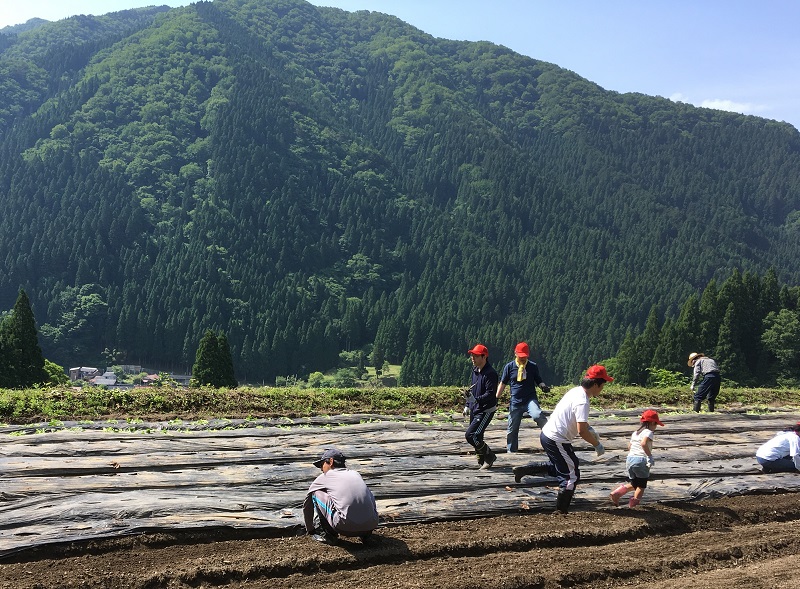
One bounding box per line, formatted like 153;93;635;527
609;409;664;508
755;423;800;473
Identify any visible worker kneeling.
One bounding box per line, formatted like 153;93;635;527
303;448;380;544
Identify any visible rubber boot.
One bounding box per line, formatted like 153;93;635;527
555;489;574;514
609;484;628;507
693;400;701;412
708;399;715;412
476;443;495;469
534;415;548;428
513;461;551;483
480;450;497;470
628;497;640;508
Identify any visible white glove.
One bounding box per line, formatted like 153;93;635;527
594;443;605;456
463;405;469;417
647;456;655;467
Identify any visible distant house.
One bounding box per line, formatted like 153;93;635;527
139;373;190;386
170;374;191;386
90;371;117;386
141;374;161;386
69;367;100;381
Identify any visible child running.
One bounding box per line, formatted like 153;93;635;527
609;409;664;508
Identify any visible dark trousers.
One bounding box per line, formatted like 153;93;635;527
757;456;799;473
465;408;495;455
694;372;721;405
540;431;580;491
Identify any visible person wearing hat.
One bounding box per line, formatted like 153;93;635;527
513;364;613;514
465;344;499;469
687;352;721;412
496;342;551;453
609;409;665;508
755;422;800;473
303;448;379;544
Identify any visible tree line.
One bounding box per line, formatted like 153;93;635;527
607;268;800;387
1;0;799;386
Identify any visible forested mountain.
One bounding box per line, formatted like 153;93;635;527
0;19;50;36
1;0;799;385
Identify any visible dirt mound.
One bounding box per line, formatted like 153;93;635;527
1;491;797;589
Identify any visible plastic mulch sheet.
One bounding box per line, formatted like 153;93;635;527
2;410;799;556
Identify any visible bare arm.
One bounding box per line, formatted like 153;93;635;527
640;436;653;457
577;422;600;446
496;382;506;399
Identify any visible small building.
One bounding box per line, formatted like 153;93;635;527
141;374;161;386
69;367;100;382
170;374;191;386
90;371;117;386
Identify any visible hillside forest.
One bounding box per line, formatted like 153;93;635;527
1;0;800;386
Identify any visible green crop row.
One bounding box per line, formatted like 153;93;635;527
0;384;796;424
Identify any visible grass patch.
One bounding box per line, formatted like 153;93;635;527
0;384;796;424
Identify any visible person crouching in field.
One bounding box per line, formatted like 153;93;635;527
303;448;380;544
756;422;800;473
610;409;665;508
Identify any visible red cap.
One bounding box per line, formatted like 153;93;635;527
585;364;614;382
514;342;530;358
467;344;488;356
640;409;665;426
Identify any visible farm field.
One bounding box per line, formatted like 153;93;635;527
1;492;797;589
1;404;798;588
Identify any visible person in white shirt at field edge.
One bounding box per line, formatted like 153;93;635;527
756;422;800;473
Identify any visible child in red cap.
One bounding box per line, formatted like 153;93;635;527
609;409;664;508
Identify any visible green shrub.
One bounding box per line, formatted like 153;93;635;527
646;367;689;388
0;384;795;424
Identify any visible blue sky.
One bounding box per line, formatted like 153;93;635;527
2;0;799;130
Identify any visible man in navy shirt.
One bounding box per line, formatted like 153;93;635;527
497;342;550;452
465;344;499;469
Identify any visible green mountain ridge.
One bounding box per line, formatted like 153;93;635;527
0;0;799;384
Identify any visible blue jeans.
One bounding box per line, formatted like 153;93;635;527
507;399;544;452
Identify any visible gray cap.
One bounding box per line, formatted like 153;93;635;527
313;448;346;468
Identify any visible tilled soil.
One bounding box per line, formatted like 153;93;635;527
1;491;797;589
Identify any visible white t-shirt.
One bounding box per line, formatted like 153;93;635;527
628;428;654;458
756;431;800;469
541;385;589;444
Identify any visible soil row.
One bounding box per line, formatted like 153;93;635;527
1;491;798;589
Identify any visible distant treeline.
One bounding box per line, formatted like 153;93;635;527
1;0;800;386
607;268;800;387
